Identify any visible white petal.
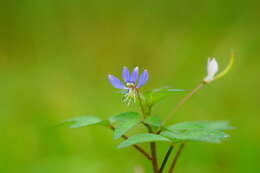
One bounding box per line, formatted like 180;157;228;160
204;58;219;83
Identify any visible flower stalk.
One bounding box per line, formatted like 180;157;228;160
159;145;174;173
158;82;205;131
168;143;185;173
157;52;234;132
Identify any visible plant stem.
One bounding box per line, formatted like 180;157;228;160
168;143;185;173
136;89;146;117
109;125;152;160
150;142;158;173
162;82;204;125
136;90;158;173
156;82;205;133
159;145;174;173
143;122;158;173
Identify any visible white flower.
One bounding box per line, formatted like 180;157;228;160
203;58;219;83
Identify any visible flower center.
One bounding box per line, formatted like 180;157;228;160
123;82;138;105
126;82;136;89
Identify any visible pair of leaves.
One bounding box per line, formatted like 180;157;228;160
143;87;184;106
117;115;170;148
63;113;170;149
63;115;233;148
118;121;233;149
63;112;143;139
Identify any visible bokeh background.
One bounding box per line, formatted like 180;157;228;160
0;0;259;172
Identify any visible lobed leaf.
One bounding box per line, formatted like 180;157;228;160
118;133;171;149
111;112;142;139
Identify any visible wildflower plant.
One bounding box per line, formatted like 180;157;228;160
63;53;234;173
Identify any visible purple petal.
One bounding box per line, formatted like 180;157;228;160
130;67;139;83
108;75;126;89
122;66;130;83
137;70;148;88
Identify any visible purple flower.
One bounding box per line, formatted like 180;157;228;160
108;66;148;104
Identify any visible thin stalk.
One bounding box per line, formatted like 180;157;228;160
137;90;158;173
147;123;158;173
109;126;152;160
168;143;185;173
159;145;174;173
143;120;159;173
156;82;205;133
136;89;146;117
150;142;158;173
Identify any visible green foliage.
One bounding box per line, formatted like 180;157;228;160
143;115;162;131
167;121;233;131
63;116;109;128
110;112;142;139
161;129;230;143
162;121;232;143
143;115;161;127
110;112;139;123
117;133;171;149
143;87;184;106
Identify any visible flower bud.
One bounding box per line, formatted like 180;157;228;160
204;58;219;83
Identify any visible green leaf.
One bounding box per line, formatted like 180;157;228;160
161;129;230;143
64;116;107;128
143;115;161;127
143;87;184;106
118;133;171;149
167;121;233;131
111;112;142;139
109;112;139;123
143;115;163;131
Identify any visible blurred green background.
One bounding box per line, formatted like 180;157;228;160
0;0;259;172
